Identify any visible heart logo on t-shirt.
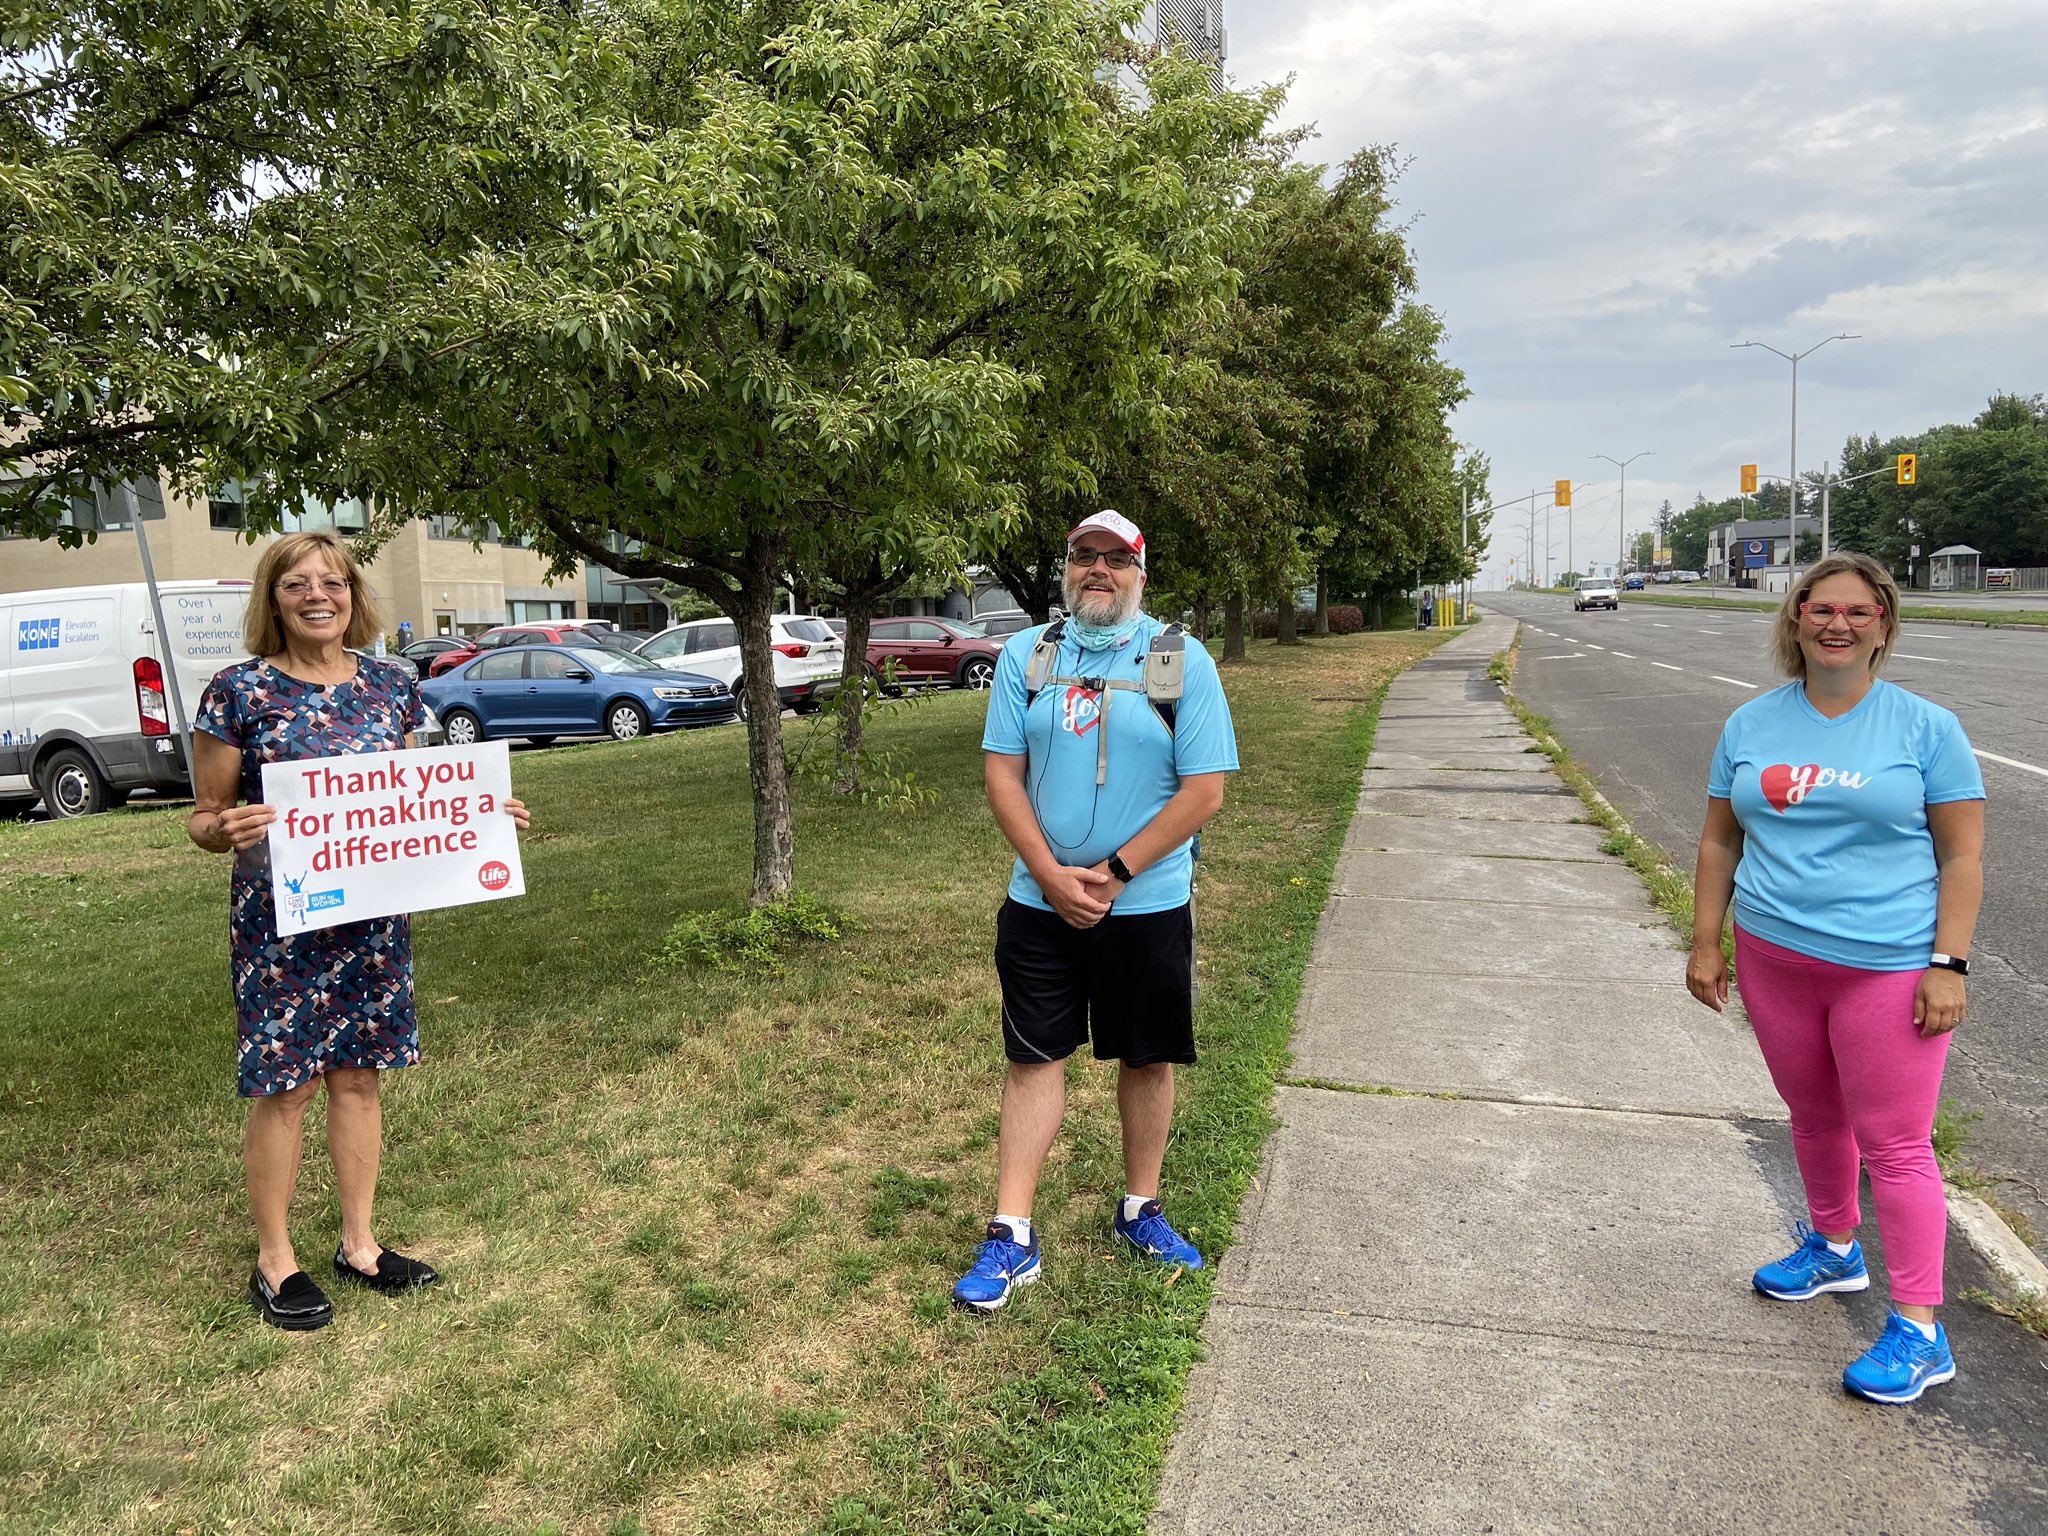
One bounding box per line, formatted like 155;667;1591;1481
1759;763;1806;812
1062;686;1101;736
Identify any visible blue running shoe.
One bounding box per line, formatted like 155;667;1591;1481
1843;1312;1955;1404
1112;1199;1203;1270
952;1222;1041;1313
1753;1224;1869;1301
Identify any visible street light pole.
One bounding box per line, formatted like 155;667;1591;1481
1592;452;1653;576
1732;333;1859;584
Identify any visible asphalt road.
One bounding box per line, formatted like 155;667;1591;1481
1480;591;2048;1261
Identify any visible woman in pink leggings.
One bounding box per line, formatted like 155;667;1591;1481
1689;553;1984;1404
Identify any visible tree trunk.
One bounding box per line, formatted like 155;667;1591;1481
1192;594;1211;644
834;597;875;795
1275;583;1299;646
990;545;1062;624
1222;590;1246;662
734;530;794;906
1366;591;1384;630
1314;567;1330;636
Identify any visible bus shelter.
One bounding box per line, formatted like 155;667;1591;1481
1928;545;1982;592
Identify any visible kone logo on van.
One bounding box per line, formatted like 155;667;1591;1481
16;617;60;652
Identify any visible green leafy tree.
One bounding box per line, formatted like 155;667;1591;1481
1;0;646;534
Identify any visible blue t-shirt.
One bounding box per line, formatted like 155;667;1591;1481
982;615;1239;915
1708;680;1984;969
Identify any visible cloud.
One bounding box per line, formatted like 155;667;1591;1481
1225;2;2048;578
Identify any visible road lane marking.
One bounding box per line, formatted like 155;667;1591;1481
1584;643;1605;650
1697;628;1725;635
1651;661;1683;671
1892;653;1943;662
1900;631;1956;640
1652;622;1671;628
1712;675;1759;689
1610;650;1635;658
1535;653;1586;660
1975;749;2048;780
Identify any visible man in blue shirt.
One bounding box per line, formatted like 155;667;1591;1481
953;510;1240;1312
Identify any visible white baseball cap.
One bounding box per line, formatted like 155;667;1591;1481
1066;509;1146;569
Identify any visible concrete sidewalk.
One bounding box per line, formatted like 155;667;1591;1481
1154;618;2048;1534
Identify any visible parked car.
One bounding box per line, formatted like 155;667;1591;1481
1572;576;1619;612
1654;570;1677;584
425;622;634;678
635;615;843;719
865;616;1006;690
1674;570;1703;583
400;636;470;670
352;648;419;681
419;644;735;744
973;610;1038;639
1622;573;1647;591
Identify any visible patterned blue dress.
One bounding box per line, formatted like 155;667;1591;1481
195;658;427;1097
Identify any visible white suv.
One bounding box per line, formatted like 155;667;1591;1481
1573;576;1619;612
636;615;844;719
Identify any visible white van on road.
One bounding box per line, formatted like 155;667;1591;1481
1;580;251;817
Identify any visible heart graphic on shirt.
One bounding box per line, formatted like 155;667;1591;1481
1062;686;1101;736
1760;762;1816;813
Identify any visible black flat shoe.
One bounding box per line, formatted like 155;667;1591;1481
332;1246;440;1293
248;1268;334;1331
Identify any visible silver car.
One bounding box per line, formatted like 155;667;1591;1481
1573;577;1619;612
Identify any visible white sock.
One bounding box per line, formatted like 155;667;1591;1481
1902;1315;1939;1340
1122;1194;1155;1222
993;1214;1033;1246
1824;1238;1855;1258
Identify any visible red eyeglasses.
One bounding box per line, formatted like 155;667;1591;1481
1798;601;1884;629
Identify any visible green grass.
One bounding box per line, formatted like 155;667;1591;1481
1619;588;2048;627
0;627;1447;1536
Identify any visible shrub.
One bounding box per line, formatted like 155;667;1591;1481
652;891;849;973
1249;604;1364;637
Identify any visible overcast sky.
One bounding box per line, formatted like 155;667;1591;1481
1223;1;2048;584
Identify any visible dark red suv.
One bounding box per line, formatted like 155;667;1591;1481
424;622;632;677
865;616;1006;691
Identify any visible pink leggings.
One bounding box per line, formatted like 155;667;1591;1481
1734;927;1951;1306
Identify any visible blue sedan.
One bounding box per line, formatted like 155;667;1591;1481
420;644;737;744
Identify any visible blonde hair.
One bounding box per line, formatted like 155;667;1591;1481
1769;551;1900;680
245;532;381;655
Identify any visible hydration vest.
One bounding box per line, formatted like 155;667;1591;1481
1022;618;1186;786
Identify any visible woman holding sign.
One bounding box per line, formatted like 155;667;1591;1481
188;532;529;1331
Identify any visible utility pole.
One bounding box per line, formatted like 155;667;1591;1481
1732;333;1859;583
1593;452;1654;576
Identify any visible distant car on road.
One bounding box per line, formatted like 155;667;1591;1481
1674;570;1702;583
420;643;735;744
1622;574;1647;591
425;622;635;677
1573;576;1619;612
1654;570;1677;584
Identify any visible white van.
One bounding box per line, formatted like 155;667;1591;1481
0;580;252;817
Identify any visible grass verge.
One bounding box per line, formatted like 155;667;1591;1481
0;626;1447;1536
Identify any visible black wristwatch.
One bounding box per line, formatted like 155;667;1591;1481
1928;952;1969;976
1107;852;1136;884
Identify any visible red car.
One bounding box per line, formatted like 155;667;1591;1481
425;622;632;677
865;616;1006;691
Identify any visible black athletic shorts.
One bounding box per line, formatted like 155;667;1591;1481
994;897;1197;1067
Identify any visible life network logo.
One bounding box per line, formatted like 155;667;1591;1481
16;617;60;652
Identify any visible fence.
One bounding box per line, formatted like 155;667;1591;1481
1981;567;2048;593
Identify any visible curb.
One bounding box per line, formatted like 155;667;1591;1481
1488;611;2048;1310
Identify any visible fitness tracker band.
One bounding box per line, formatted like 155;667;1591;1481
1928;953;1969;976
1107;852;1136;884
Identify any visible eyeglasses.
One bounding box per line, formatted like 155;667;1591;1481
1798;601;1884;629
1066;548;1139;571
276;576;352;599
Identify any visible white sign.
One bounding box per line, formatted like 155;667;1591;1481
261;742;525;937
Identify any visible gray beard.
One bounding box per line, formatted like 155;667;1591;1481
1062;574;1140;628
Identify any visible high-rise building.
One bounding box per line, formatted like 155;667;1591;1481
1144;1;1227;85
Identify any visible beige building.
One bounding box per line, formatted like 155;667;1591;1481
0;476;590;640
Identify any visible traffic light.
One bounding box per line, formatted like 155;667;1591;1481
1897;453;1917;486
1740;463;1758;494
1554;479;1571;507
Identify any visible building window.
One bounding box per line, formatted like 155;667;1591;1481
427;514;463;540
507;601;575;623
210;480;249;530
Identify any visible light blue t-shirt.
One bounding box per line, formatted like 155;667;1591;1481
982;615;1239;915
1708;680;1985;969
